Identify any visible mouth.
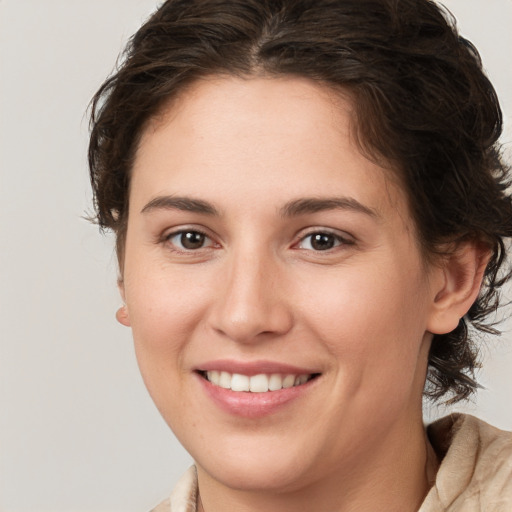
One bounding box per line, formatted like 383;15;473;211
197;370;320;393
195;362;322;417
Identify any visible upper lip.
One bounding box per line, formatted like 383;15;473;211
196;359;320;376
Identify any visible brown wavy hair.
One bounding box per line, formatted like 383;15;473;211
88;0;512;402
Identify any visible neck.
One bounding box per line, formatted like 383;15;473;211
196;413;438;512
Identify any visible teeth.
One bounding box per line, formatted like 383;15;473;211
282;374;296;388
205;371;312;392
219;371;231;389
208;370;220;385
231;373;250;391
249;374;269;393
268;373;283;391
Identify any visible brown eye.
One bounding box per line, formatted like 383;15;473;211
167;230;211;250
310;233;336;250
298;231;349;251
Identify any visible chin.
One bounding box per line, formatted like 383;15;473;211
200;458;313;493
189;433;322;493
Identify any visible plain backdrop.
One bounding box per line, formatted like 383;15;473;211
0;1;511;511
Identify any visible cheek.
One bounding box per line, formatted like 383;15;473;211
124;276;207;426
122;263;213;400
125;259;211;337
298;261;430;376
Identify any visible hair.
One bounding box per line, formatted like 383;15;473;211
88;0;512;403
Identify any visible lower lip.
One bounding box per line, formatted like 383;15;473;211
196;374;318;418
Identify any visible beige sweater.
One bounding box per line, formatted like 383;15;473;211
150;414;512;512
421;414;512;511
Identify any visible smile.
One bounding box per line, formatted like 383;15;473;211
196;363;321;417
201;371;315;392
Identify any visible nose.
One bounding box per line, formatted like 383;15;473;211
207;248;293;344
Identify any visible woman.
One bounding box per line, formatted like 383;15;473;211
88;0;512;510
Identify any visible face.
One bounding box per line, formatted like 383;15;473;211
120;76;441;493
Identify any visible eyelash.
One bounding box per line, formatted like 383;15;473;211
162;228;353;254
163;228;216;253
294;230;354;252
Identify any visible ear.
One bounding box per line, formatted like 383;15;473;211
427;242;490;335
116;278;131;327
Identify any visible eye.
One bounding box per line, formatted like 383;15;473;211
166;230;214;251
297;231;350;251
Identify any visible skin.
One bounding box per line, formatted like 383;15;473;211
117;76;487;512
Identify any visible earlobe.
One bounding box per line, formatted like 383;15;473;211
427;242;490;335
116;304;131;326
116;278;131;326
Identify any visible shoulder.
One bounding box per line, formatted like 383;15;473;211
149;466;198;512
421;414;512;511
149;498;171;512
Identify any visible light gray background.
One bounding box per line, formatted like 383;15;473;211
0;1;511;511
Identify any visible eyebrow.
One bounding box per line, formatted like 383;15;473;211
140;195;378;219
141;196;219;215
280;197;378;218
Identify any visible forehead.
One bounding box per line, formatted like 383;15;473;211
137;75;353;167
131;75;409;225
